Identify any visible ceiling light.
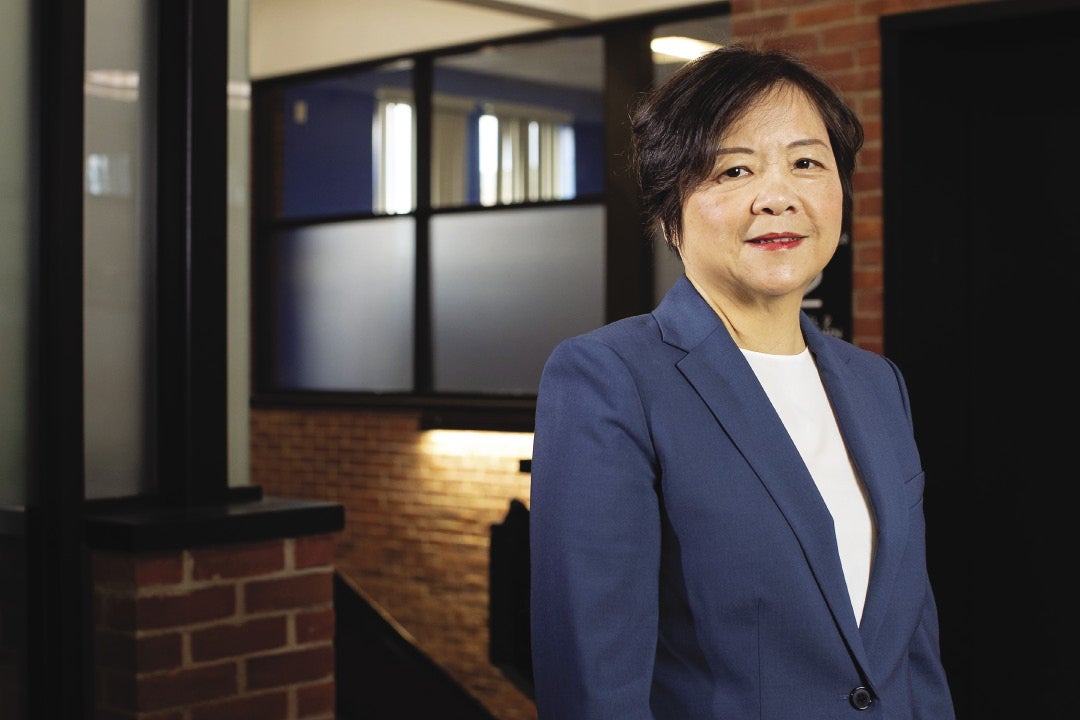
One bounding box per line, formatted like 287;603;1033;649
650;36;721;62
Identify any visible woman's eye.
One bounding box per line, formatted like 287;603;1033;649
794;158;822;170
720;166;749;179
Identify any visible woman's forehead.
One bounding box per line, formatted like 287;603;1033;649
720;86;827;143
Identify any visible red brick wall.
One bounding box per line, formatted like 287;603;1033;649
251;408;535;720
248;3;1007;720
93;535;337;719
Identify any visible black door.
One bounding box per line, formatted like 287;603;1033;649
882;1;1078;717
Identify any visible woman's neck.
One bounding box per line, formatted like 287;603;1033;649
689;277;807;355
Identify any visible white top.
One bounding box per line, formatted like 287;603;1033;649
741;347;876;624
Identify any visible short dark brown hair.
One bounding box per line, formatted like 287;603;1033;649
631;45;864;254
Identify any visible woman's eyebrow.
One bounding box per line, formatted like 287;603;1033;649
716;138;829;155
789;138;830;150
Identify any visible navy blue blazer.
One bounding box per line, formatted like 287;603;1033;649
530;276;954;719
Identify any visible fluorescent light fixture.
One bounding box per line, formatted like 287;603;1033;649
651;36;722;62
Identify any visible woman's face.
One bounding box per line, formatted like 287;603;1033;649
679;84;843;311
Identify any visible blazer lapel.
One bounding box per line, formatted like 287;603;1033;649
807;321;910;655
654;279;872;673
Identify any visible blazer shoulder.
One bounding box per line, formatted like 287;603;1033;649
806;325;913;417
807;321;900;373
555;312;661;355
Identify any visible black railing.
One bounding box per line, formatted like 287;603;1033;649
334;573;498;720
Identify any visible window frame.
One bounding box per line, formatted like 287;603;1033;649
250;7;730;431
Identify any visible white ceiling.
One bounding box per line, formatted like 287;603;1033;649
248;0;728;79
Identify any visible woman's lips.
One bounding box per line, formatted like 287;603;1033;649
748;233;805;249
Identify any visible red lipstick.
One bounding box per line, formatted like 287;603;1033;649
748;232;805;250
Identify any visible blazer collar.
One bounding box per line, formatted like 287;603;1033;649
653;276;903;679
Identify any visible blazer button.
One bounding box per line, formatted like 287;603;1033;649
849;686;873;710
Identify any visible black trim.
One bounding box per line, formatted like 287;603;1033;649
32;0;89;716
251;83;281;394
414;56;434;393
252;391;538;432
878;0;1079;32
0;506;28;537
419;409;535;433
603;22;654;325
156;0;230;507
84;495;345;554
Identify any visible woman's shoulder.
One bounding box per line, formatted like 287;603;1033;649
557;312;661;353
544;313;667;375
808;326;908;392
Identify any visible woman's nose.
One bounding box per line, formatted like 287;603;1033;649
751;176;797;215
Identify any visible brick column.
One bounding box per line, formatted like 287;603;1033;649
92;534;336;719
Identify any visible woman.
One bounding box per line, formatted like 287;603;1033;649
529;45;955;719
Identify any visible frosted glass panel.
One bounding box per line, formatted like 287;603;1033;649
0;0;32;506
228;0;251;487
431;205;604;394
274;217;415;391
84;0;154;499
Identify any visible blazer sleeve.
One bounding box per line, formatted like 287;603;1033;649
530;334;661;720
910;582;956;720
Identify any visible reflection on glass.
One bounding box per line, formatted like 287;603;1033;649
431;205;605;394
228;0;251;487
84;0;154;499
272;217;415;391
280;60;414;218
433;35;604;209
0;0;32;507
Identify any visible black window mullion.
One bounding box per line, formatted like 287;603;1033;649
156;0;229;506
603;24;654;324
31;0;89;715
414;56;434;393
249;84;281;395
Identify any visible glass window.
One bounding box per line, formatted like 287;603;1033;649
271;217;415;391
84;0;155;499
0;0;32;506
254;11;733;404
377;97;414;214
432;35;604;209
229;0;252;487
279;61;414;219
430;205;605;394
